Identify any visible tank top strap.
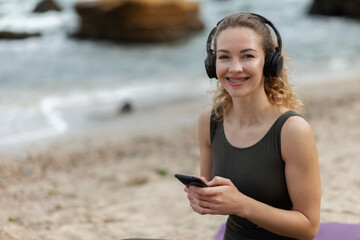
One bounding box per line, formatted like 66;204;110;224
210;109;219;144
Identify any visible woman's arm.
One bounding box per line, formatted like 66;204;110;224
187;116;321;240
240;116;321;239
198;106;213;181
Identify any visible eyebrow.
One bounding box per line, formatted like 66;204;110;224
217;48;258;53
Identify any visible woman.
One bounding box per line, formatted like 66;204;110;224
184;13;321;240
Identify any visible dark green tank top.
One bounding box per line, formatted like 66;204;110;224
211;110;301;231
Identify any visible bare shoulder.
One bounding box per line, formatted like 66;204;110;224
198;105;213;145
281;115;318;163
198;105;213;126
282;115;314;139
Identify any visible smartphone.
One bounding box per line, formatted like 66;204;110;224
174;173;208;187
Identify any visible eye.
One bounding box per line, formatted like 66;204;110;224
218;55;229;60
243;54;255;59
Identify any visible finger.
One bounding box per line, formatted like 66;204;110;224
190;200;208;215
187;190;200;203
207;176;232;187
187;187;210;202
189;185;218;197
187;189;212;205
186;192;193;200
190;200;217;215
189;185;224;199
186;189;206;204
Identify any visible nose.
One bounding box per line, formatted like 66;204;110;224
228;58;243;73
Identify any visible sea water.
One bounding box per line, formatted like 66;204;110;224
1;0;360;147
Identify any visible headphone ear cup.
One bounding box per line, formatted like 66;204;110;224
204;54;217;79
264;53;283;78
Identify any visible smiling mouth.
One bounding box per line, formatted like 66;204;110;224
226;77;249;83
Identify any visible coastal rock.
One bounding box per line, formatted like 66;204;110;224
33;0;62;13
72;0;204;42
118;101;133;114
308;0;360;18
0;31;41;40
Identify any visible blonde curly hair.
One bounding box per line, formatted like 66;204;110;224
208;13;303;119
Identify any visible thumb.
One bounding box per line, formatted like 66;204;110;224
199;176;208;184
207;176;232;187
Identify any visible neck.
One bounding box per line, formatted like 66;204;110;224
228;89;278;127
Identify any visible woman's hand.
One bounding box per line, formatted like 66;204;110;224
184;176;248;216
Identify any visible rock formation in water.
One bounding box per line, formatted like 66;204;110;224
309;0;360;19
33;0;62;13
72;0;204;42
0;31;42;40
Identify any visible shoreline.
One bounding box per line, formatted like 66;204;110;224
0;76;359;239
2;67;360;152
0;92;212;155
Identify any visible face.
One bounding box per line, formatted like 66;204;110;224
215;27;265;99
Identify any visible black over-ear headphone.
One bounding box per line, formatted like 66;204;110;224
204;13;284;79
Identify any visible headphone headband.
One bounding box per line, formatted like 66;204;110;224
206;13;282;55
249;13;282;54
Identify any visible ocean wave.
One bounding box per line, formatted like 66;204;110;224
0;80;207;146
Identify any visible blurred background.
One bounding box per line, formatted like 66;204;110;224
1;0;360;148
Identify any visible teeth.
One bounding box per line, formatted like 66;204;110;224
228;78;247;83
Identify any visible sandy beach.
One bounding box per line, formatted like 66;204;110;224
0;76;359;240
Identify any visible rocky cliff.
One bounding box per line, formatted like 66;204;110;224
73;0;204;42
